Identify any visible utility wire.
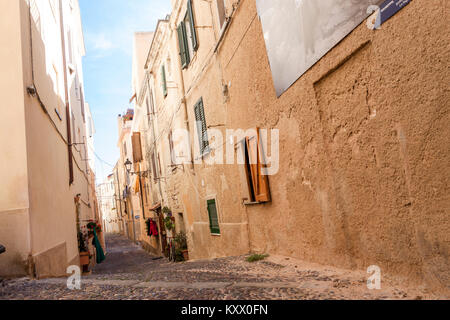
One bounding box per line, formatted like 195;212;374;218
88;144;115;168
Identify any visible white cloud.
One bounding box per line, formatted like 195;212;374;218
94;33;114;50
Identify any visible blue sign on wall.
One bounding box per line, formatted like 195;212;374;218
380;0;411;25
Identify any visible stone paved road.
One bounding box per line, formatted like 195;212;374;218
0;234;440;300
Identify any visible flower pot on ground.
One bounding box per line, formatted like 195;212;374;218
79;252;89;266
181;249;189;261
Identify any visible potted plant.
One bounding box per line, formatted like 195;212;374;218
87;221;101;238
164;216;175;231
78;231;89;266
174;232;189;261
162;206;172;216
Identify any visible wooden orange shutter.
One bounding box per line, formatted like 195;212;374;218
246;128;271;203
132;132;143;163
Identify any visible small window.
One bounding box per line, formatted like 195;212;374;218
240;128;271;203
207;199;220;234
131;132;143;163
194;98;209;156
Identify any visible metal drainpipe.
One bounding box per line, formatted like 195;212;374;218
125;170;137;244
58;0;74;186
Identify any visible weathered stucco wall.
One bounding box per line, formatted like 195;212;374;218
164;0;252;260
22;0;81;276
131;0;448;292
0;0;31;276
1;0;91;277
215;0;449;291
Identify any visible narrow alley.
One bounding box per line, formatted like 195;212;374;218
0;234;436;300
1;0;448;306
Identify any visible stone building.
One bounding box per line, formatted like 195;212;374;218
98;174;120;234
116;108;139;243
0;0;98;278
123;0;448;292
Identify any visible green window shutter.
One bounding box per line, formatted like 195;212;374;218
161;65;167;97
207;199;220;234
194;98;209;155
187;0;198;51
177;22;190;69
177;23;187;68
181;21;191;65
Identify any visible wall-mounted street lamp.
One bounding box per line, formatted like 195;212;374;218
124;158;150;177
124;158;133;174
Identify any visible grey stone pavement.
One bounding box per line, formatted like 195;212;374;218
0;234;438;300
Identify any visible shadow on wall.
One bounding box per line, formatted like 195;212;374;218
20;0;79;279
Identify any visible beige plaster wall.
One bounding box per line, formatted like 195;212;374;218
0;0;31;276
217;0;449;291
158;0;449;292
21;0;79;274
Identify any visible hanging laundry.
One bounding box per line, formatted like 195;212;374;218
92;228;105;264
145;218;159;237
150;219;159;236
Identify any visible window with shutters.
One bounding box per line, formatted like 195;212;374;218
161;65;168;97
194;98;210;156
207;199;220;235
132;132;143;163
177;0;198;69
239;128;271;204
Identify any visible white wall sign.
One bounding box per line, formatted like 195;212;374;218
256;0;384;97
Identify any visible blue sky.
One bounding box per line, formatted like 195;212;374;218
79;0;171;182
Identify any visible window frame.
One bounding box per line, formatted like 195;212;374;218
193;97;210;157
177;0;198;69
238;129;271;204
206;198;220;235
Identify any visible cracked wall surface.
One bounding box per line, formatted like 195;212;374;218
144;0;449;294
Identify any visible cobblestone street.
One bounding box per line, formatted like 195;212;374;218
0;234;441;300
